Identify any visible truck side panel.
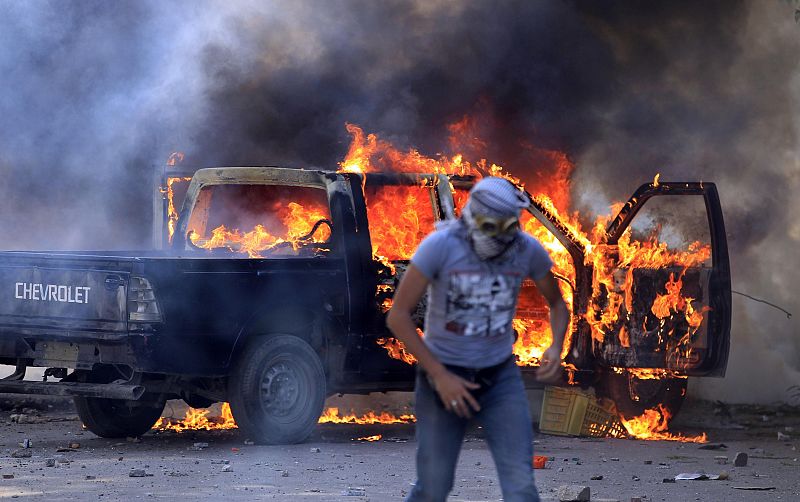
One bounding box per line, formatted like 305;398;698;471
134;257;350;377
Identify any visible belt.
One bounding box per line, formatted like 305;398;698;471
442;355;514;389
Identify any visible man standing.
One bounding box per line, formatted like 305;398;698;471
387;177;569;502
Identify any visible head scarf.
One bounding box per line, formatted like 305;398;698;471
462;177;529;260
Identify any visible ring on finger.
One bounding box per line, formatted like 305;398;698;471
450;399;458;408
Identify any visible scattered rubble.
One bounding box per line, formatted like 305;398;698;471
11;449;32;458
1;399;799;499
9;414;42;424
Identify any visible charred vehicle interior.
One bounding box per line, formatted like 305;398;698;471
0;166;730;444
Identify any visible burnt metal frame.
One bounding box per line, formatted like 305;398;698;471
172;167;342;253
603;181;731;376
156;166;198;250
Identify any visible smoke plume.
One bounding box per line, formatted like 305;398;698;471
0;0;797;402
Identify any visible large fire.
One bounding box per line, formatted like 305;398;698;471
162;119;712;442
338;122;711;442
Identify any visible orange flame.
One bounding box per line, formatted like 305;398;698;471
613;367;687;380
155;404;416;432
355;434;382;442
339;123;475;176
364;185;436;262
318;407;416;424
621;404;707;443
165;176;192;242
154;402;237;432
166;151;185;167
376;330;422;365
189;201;331;258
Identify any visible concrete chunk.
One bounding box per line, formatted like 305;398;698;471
557;484;590;502
734;452;748;467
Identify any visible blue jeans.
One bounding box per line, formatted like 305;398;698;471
406;357;539;502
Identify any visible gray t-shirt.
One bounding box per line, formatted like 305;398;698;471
410;221;554;368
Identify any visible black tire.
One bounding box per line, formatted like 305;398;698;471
596;370;687;420
74;397;165;438
228;335;326;444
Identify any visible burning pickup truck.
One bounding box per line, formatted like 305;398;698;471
0;166;730;443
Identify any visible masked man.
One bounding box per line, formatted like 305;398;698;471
387;177;569;502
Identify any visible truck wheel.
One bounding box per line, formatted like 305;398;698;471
228;335;325;444
74;397;165;438
596;370;687;420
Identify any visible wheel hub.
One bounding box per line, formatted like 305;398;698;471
260;362;300;415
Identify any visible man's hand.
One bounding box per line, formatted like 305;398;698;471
536;345;563;384
429;370;481;419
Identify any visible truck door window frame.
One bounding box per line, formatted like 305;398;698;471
599;181;731;376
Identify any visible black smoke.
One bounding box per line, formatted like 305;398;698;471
0;0;797;400
0;0;772;247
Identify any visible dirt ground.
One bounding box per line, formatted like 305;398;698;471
0;397;798;501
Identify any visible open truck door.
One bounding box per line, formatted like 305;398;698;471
593;181;731;417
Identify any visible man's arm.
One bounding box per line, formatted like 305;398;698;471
386;265;481;418
533;271;570;383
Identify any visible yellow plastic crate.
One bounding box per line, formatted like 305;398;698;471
539;386;628;438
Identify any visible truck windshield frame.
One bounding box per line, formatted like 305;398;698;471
173;167;341;259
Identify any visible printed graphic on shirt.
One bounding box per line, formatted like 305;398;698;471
444;271;521;337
